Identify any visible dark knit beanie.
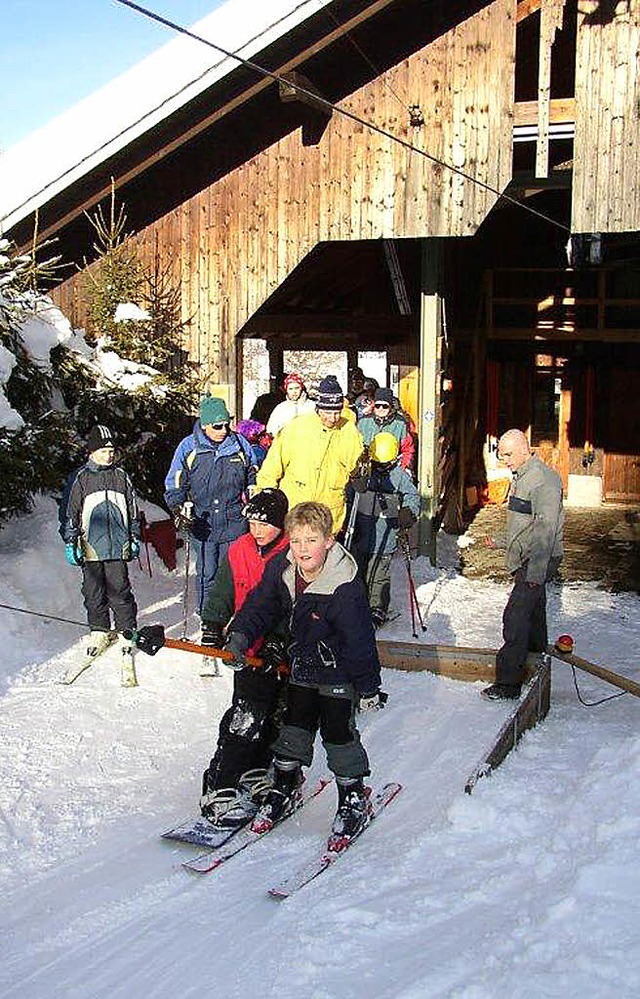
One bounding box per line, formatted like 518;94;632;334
315;375;344;411
87;425;115;453
374;387;395;406
243;488;289;530
200;395;230;425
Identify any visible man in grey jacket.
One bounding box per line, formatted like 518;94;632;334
483;429;564;700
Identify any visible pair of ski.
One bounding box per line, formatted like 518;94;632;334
162;778;402;898
58;633;138;687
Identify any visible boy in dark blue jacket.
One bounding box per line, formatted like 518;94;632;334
59;424;140;668
223;501;385;851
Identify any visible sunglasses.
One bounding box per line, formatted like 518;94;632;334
210;422;229;430
374;402;391;409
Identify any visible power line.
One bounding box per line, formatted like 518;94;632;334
115;0;570;233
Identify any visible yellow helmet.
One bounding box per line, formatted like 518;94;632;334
369;431;399;464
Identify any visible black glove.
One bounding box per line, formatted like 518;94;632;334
135;624;166;656
397;507;417;530
259;637;288;674
201;622;224;648
171;503;194;533
222;632;250;671
358;689;389;712
350;475;369;494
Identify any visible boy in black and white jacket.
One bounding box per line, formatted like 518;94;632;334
59;425;140;659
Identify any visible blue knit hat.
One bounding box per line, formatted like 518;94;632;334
315;375;344;411
200;396;230;425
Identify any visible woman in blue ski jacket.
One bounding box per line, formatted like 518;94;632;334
164;396;256;616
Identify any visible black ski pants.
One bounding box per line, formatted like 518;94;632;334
205;667;285;792
81;560;137;633
495;558;560;686
272;682;370;780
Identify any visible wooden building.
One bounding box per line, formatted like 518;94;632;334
2;0;639;539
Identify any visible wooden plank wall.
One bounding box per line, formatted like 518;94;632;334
54;0;515;383
572;0;640;233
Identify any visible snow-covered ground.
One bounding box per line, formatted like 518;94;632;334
1;497;639;998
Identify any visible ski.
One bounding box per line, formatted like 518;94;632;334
120;643;138;688
182;776;333;874
162;814;241;851
57;632;118;685
268;781;402;899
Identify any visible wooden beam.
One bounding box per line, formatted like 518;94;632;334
13;0;400;251
548;647;640;699
513;97;575;126
241;312;414;337
465;659;551;793
278;70;332;116
517;0;542;21
536;1;567;178
417;239;443;563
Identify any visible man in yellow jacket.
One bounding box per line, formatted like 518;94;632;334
256;375;363;533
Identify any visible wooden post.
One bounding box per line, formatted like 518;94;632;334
417;239;443;562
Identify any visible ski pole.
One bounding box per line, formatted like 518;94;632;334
399;530;426;636
343;490;359;552
179;500;193;641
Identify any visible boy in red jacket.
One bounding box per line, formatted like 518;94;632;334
199;488;290;829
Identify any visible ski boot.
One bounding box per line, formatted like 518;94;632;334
86;630;114;657
250;760;303;834
481;682;521;701
200;768;272;829
327;778;371;852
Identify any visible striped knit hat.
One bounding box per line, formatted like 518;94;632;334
87;425;115;452
315;375;344;411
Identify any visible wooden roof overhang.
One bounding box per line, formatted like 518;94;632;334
9;0;498;264
239;239;420;349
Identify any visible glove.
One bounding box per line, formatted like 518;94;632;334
350;475;369;494
221;632;250;671
171;502;194;533
135;624;166;656
128;538;141;560
201;622;224;648
358;689;389;712
397;507;416;530
65;542;83;566
259;637;288;674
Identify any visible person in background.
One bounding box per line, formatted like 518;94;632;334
164;396;256;622
357;386;415;473
235;418;271;468
199;488;290;829
482;429;564;701
222;501;386;850
353;390;375;421
59;424;140;659
347;366;366;403
347;431;421;628
266;373;315;437
256;375;363;534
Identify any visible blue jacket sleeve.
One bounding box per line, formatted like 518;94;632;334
58;469;79;540
328;579;382;694
164;437;193;510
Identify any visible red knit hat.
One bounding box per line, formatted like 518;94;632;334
283;372;305;392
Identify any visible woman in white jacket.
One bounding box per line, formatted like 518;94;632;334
266;373;315;437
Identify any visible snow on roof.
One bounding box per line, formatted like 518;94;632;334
0;0;333;233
